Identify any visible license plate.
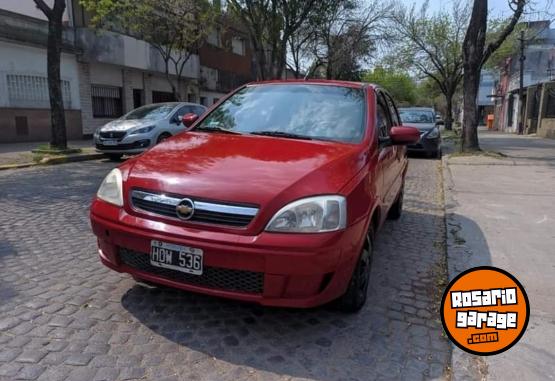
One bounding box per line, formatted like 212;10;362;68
102;140;118;146
150;240;203;275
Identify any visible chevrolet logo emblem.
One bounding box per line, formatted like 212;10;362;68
176;199;195;220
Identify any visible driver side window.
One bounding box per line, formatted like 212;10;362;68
176;106;194;118
376;94;393;141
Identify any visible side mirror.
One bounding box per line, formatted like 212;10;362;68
181;113;199;127
390;126;420;145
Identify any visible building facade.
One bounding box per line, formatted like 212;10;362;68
0;1;254;143
477;70;497;126
492;21;555;137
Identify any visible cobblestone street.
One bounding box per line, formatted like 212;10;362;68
0;158;450;381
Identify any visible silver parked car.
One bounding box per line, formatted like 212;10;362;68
94;102;207;160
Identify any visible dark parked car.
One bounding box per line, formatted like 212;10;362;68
399;107;442;158
90;80;420;312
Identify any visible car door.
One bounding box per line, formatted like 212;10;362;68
375;91;397;214
383;92;406;202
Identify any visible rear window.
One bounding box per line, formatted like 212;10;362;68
399;110;435;124
197;84;366;143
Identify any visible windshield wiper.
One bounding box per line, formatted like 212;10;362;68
194;126;243;135
250;131;313;140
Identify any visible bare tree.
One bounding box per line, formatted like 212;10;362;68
461;0;526;151
34;0;68;150
227;0;318;80
292;0;390;81
391;1;468;131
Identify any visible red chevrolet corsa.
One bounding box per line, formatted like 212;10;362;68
90;80;419;312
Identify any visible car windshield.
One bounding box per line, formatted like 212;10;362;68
123;104;175;120
196;84;366;143
399;110;436;124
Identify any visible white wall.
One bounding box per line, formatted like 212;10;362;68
78;29;200;79
200;90;227;106
0;40;80;109
90;63;123;87
1;0;69;22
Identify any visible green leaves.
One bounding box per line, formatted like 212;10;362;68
362;67;417;105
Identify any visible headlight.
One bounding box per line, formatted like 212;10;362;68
266;195;347;233
129;126;155;135
97;168;123;206
426;128;440;139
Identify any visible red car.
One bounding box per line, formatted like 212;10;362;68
90;80;419;312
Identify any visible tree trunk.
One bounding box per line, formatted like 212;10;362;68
444;92;454;131
461;0;488;152
46;0;67;150
462;71;481;150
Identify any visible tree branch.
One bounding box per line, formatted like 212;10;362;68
481;0;526;66
33;0;53;18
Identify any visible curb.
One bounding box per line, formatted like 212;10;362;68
0;153;104;171
441;153;487;381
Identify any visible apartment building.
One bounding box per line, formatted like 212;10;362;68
0;1;254;143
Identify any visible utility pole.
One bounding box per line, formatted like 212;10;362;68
518;29;526;135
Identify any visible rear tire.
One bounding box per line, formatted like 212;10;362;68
105;153;122;161
335;237;373;313
387;188;404;220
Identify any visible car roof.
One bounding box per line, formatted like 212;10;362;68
247;79;376;90
148;102;206;108
399;107;435;112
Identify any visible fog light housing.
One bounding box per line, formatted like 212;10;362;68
134;139;150;148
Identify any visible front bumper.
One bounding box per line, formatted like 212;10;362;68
90;199;367;308
94;132;154;154
408;136;440;154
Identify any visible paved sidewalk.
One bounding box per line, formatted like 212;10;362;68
0;140;94;166
443;131;555;380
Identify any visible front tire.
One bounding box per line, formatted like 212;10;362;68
335;237;373;313
387;188;404;220
156;132;171;144
105;153;122;161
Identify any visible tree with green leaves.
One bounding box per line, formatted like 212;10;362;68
80;0;217;101
391;1;468;131
462;0;526;151
34;0;68;150
362;67;417;105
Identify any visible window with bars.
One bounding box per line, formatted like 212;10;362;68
6;74;72;109
91;85;123;118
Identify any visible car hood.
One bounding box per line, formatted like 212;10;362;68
125;132;364;211
404;122;436;131
101;119;155;132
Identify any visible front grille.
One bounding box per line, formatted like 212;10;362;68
99;131;126;139
119;248;264;294
131;190;258;228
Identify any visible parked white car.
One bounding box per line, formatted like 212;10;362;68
94;102;207;160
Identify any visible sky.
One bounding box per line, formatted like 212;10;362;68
404;0;554;19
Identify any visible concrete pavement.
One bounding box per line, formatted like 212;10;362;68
0;140;94;166
444;131;555;380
